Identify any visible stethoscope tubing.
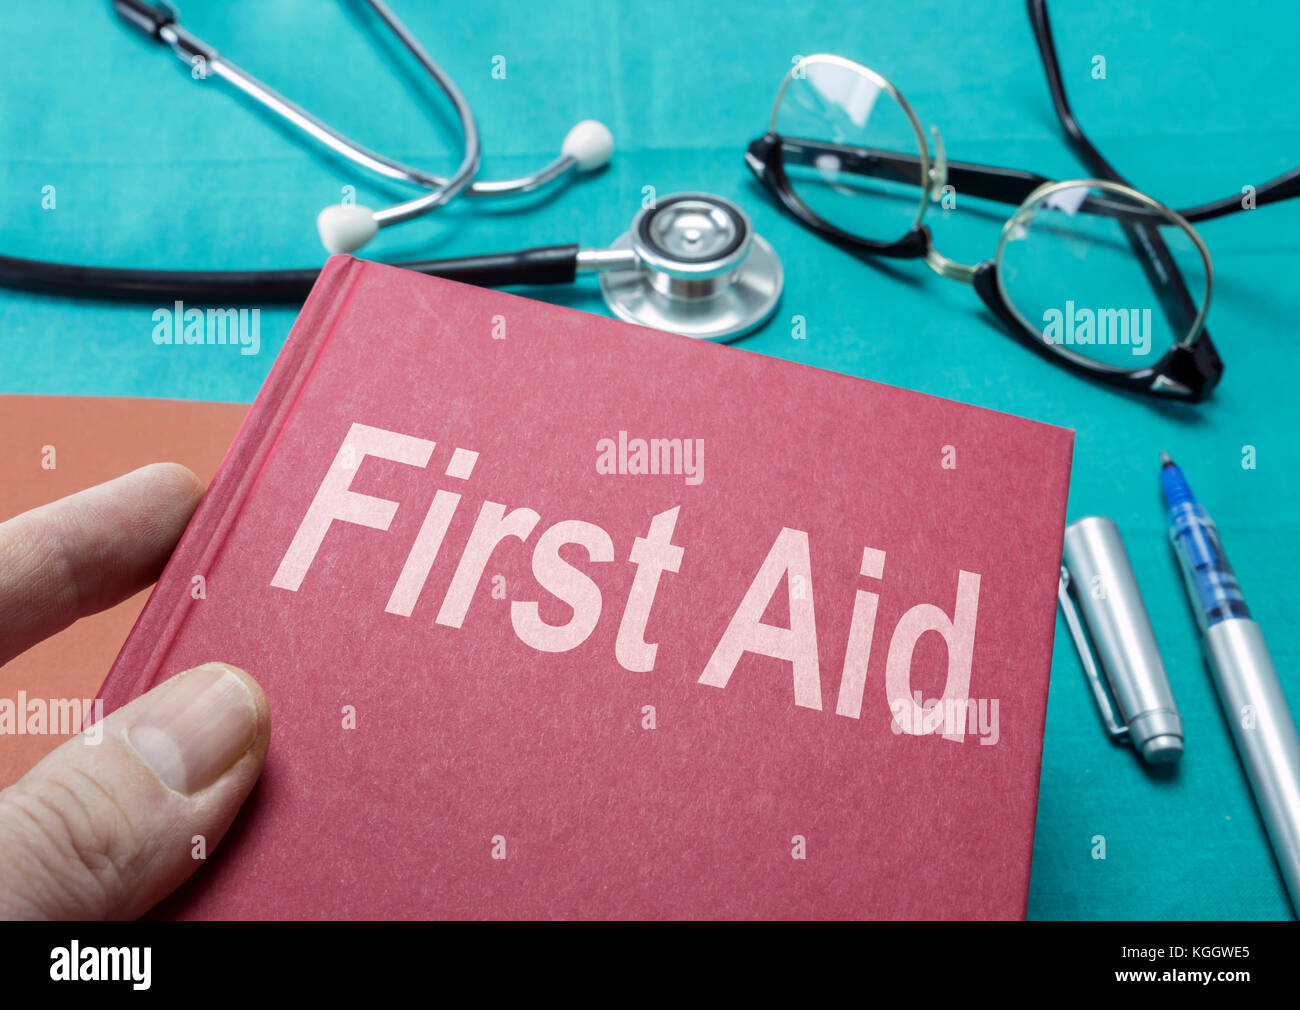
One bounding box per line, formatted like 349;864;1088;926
22;13;777;334
117;0;485;229
0;245;581;302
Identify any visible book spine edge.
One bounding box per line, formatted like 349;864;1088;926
97;256;366;712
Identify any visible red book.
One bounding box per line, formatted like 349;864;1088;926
103;256;1073;919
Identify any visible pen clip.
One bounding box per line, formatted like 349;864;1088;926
1058;566;1129;740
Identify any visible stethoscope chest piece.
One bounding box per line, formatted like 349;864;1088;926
598;193;782;341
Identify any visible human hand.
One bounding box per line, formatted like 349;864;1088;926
0;463;270;919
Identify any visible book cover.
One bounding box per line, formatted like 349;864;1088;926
102;255;1073;919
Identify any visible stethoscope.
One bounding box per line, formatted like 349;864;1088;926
0;0;782;341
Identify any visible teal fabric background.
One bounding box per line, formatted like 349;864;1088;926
2;1;1297;919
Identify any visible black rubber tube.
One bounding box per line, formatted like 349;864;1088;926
0;244;581;303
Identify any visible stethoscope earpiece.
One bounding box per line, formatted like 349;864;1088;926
560;120;615;172
316;118;618;255
317;205;380;255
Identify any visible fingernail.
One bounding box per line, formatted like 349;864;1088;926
127;663;258;795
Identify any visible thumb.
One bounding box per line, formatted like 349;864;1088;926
0;662;270;920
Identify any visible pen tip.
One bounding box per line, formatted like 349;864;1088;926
1160;450;1174;467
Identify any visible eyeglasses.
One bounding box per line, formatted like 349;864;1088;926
746;51;1224;402
749;0;1300;402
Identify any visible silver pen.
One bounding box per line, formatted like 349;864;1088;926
1059;516;1184;764
1162;451;1300;916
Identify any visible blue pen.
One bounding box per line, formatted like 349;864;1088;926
1162;451;1300;916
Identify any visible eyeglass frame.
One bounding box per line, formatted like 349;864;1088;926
743;0;1300;405
746;52;1221;402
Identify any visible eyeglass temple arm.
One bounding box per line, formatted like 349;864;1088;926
1175;168;1300;222
779;140;1189;225
1029;0;1298;225
776;139;1050;205
778;136;1291;227
1027;0;1204;347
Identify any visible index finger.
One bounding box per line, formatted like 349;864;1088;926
0;463;203;666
